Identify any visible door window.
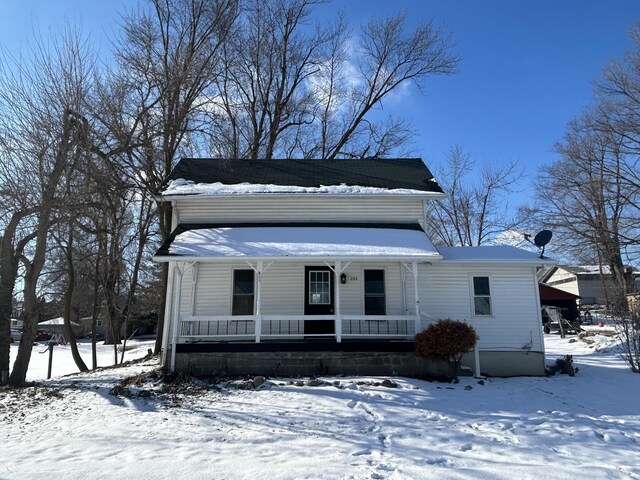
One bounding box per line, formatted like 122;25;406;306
309;270;331;305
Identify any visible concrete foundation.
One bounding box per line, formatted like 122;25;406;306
172;344;546;377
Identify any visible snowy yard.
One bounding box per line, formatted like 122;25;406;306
2;333;639;480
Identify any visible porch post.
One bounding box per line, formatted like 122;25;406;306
412;261;421;335
255;260;263;343
335;260;342;343
170;262;184;373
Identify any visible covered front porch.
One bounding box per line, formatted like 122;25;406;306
166;258;438;369
154;224;443;371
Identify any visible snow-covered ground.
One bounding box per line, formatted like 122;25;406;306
7;339;155;381
2;333;639;480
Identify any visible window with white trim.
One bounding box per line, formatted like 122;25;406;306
232;269;255;315
364;269;386;315
472;276;492;316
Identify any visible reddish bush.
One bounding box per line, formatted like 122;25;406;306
415;319;478;376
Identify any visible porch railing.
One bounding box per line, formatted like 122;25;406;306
177;314;426;342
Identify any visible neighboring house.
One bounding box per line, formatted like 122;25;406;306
78;316;109;338
38;317;84;338
541;265;640;306
153;158;555;377
10;318;23;330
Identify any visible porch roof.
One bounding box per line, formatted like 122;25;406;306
437;246;557;265
153;223;442;262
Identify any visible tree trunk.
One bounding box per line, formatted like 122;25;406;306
62;221;88;372
9;264;39;386
0;236;17;385
9;109;74;386
0;212;39;385
90;248;101;370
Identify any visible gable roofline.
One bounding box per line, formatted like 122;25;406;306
156;158;444;198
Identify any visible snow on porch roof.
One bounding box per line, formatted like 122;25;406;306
153;224;442;262
436;246;557;265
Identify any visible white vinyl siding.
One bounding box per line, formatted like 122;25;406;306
192;264;231;315
174;196;425;226
420;263;543;352
181;262;407;317
174;260;543;353
545;270;579;297
260;264;304;315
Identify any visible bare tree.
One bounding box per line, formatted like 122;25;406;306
592;21;640;256
324;13;458;159
0;26;96;385
532;111;634;312
208;5;459;159
425;145;524;246
98;0;238;354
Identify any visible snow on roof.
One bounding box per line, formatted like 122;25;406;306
156;226;441;260
559;265;640;275
161;179;436;197
437;245;556;264
39;317;81;327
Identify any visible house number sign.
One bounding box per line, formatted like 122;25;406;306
349;276;358;281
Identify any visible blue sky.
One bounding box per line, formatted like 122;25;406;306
1;0;639;208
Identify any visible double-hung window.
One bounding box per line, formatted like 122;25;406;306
472;276;492;316
232;269;255;315
364;269;386;315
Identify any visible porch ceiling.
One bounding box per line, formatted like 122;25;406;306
153;223;442;262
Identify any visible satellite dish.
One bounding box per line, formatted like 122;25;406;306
523;229;553;259
533;230;552;248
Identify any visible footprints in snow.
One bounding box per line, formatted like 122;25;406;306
346;395;396;478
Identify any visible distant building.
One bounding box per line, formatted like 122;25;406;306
541;265;640;306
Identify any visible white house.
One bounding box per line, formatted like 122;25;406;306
153;158;554;377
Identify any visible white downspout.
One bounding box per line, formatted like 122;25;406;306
255;260;263;343
533;266;545;355
335;260;342;343
413;261;420;335
190;263;199;316
171;200;179;230
160;262;175;367
170;263;184;373
400;265;407;314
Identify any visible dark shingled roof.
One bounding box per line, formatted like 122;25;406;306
160;158;443;194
